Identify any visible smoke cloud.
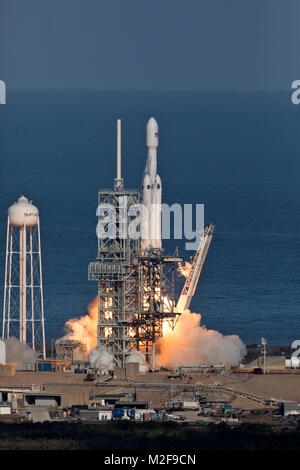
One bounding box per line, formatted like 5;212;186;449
4;337;38;363
157;311;246;369
127;350;149;373
60;300;246;372
88;346;114;374
61;297;98;355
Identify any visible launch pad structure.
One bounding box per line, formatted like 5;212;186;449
88;120;182;370
88;172;182;370
88;118;214;371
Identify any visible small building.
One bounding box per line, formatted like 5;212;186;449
0;386;32;405
280;401;300;416
0;386;89;408
98;410;112;420
35;359;72;373
126;362;139;380
14;362;36;372
113;367;126;380
96;393;131;406
25;390;90;407
133;408;156;421
0;363;15;377
114;401;148;409
182;401;199;410
79;410;99;421
55;339;87;363
113;362;140;381
0;405;11;415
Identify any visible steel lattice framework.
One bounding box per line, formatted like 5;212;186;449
89;182;140;367
88;180;182;369
134;251;181;368
2;217;46;358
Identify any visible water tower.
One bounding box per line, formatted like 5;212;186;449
2;196;46;358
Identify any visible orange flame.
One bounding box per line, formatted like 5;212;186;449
62;291;245;370
64;297;98;354
177;261;192;278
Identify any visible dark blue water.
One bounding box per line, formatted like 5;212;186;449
0;90;299;346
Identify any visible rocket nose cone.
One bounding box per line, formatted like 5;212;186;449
143;173;151;186
147;117;158;132
146;117;158;147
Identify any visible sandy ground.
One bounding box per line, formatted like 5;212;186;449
196;373;300;403
0;371;88;387
135;371;300;404
0;372;94;394
1;370;300;407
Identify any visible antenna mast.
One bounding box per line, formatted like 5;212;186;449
115;119;123;190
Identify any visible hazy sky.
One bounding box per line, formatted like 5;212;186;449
0;0;299;90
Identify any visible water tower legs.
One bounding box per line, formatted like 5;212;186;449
19;225;26;344
2;216;46;359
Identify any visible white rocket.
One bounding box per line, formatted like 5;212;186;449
141;117;162;251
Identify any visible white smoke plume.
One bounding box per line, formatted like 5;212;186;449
127;350;149;373
157;311;246;369
4;337;38;363
88;346;115;374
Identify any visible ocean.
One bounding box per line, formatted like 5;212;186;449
0;89;299;346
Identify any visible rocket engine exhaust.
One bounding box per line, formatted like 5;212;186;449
157;310;246;369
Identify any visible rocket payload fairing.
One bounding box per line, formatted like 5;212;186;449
141;117;162;251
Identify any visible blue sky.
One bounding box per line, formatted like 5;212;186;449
0;0;299;90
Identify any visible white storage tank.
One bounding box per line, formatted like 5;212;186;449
8;195;39;227
182;401;199;410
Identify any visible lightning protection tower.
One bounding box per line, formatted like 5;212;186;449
2;196;46;358
89;120;140;367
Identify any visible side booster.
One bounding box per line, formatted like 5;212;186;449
141;117;162;250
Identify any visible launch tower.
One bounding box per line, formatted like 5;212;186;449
89;119;181;369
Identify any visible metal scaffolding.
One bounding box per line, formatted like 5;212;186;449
89;184;140;368
88;185;181;369
134;250;181;369
88;119;182;369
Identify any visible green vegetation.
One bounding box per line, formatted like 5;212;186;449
0;421;300;450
